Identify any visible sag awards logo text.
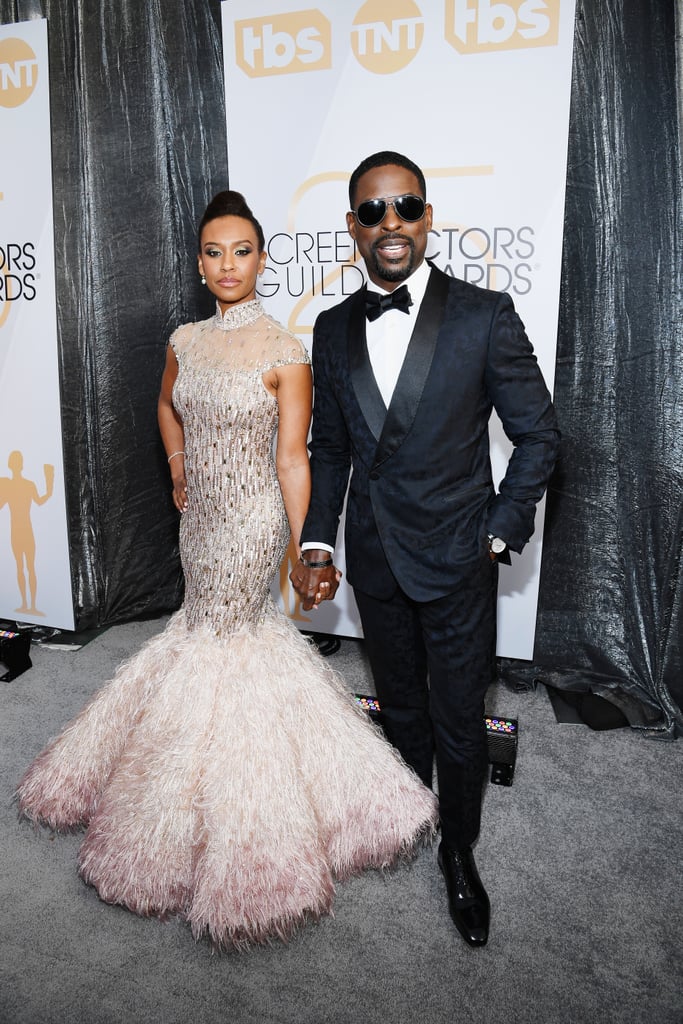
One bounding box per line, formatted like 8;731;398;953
0;37;38;107
0;243;37;297
256;222;537;306
0;243;37;327
430;223;536;294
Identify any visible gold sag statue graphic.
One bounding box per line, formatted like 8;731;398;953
0;453;54;617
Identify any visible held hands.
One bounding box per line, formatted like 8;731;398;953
290;551;342;611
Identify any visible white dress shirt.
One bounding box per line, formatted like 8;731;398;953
364;259;431;407
302;260;432;555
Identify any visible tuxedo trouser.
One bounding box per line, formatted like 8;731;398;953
354;558;498;851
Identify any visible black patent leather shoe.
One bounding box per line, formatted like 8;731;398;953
438;841;490;947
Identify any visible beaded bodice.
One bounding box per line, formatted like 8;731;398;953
170;305;310;636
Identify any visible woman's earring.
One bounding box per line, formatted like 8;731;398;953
200;275;206;285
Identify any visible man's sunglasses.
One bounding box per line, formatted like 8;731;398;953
351;193;426;228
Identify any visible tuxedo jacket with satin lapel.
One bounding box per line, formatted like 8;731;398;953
301;264;560;602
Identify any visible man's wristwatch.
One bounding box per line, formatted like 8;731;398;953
487;534;507;555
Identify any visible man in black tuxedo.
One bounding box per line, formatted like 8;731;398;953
290;151;560;947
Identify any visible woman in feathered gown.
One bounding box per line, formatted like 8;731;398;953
17;191;438;949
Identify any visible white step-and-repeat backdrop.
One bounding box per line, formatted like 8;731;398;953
222;0;576;659
0;19;73;630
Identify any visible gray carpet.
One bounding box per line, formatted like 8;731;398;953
1;618;680;1024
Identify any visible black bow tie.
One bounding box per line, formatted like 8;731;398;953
365;284;413;321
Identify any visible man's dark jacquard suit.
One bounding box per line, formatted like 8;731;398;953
301;264;560;848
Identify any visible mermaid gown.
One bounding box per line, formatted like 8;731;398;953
17;299;438;949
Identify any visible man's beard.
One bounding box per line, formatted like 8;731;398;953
365;236;416;282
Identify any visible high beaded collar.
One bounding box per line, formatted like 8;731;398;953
213;299;264;332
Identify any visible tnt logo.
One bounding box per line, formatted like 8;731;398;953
445;0;560;53
351;0;424;74
0;37;39;108
234;10;331;77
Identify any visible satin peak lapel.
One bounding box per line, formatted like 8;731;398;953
348;287;387;442
373;268;449;469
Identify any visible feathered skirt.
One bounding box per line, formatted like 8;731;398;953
17;608;438;949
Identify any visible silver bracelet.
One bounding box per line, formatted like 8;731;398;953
167;450;185;463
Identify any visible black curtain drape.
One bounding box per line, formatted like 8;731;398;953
1;0;680;735
2;0;227;623
501;0;682;738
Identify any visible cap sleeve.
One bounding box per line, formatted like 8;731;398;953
263;321;310;370
277;334;310;367
168;321;194;357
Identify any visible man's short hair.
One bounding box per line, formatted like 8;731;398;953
348;151;427;208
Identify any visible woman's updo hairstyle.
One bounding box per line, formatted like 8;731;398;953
197;190;265;252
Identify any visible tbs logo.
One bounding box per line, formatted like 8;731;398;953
446;0;560;53
234;10;331;77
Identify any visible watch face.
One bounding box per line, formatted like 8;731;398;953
490;537;506;553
